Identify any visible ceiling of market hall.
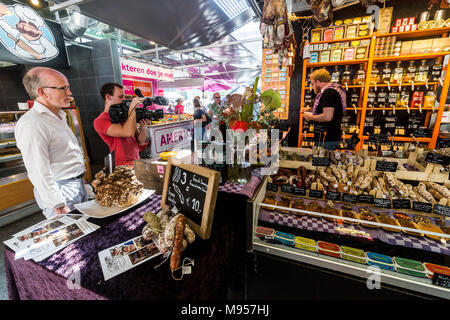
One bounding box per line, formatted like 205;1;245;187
37;0;266;87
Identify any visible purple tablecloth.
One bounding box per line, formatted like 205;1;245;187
4;195;230;300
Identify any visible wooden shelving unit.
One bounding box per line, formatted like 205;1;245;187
298;28;450;150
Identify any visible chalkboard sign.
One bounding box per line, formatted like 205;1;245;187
412;201;433;213
413;128;431;138
312;157;331;167
309;190;324;199
374;198;391;209
393;199;411;210
433;204;450;217
342;193;358;204
425;152;450;166
267;182;278;192
432;273;450;289
358;194;374;204
375;161;398;172
346;133;360;150
326;191;341;201
281;185;294;194
438;139;450;149
293;187;307;196
162;158;220;239
369;133;389;144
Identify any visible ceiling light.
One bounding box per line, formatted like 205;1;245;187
213;0;249;19
30;0;40;6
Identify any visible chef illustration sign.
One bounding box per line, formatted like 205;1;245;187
0;2;68;67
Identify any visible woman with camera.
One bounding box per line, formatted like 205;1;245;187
94;83;150;166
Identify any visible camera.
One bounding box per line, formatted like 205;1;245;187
108;89;169;123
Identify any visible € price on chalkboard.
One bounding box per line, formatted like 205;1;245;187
162;159;220;240
167;166;208;226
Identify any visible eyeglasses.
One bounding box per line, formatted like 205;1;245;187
214;96;220;99
41;85;71;92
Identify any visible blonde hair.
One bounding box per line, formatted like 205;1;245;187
310;68;331;83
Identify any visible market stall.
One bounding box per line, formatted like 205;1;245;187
244;0;450;300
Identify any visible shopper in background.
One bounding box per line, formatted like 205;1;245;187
209;92;226;141
15;67;88;218
193;97;206;140
174;98;184;114
167;103;174;113
302;68;346;150
94;83;149;166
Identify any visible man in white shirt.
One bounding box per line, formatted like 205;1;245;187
15;67;87;218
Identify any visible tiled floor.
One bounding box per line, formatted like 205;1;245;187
0;211;44;300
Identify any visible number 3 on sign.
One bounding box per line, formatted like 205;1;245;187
181;172;187;185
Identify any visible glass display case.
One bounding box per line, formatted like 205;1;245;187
249;148;450;299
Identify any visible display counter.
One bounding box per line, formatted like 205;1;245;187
146;120;193;158
4;165;265;300
247;147;450;299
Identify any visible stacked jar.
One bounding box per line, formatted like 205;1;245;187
374;36;386;57
375;36;399;57
386;36;398;57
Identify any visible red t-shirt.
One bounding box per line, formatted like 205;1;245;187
94;112;146;166
174;104;184;114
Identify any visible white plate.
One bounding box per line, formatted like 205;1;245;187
75;189;155;218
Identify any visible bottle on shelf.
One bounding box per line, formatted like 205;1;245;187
414;60;429;83
377;88;388;107
397;87;411;113
388;87;399;111
391;61;404;85
423;90;437;112
404;61;417;84
370;63;381;84
430;59;443;83
410;90;424;112
354;64;366;85
381;62;392;84
350;91;359;114
331;66;341;83
342;65;352;86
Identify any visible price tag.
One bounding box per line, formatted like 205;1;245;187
326;191;341;201
369;133;389;144
281;185;294;194
293;187;307;196
342;193;358;204
374;198;391;209
439;139;450;149
358;194;374;204
309;190;324;199
412;201;433;213
375;161;398;172
425;152;450;166
393;199;411;210
267;183;279;192
312;157;331;167
346;133;360;150
432;273;450;289
433;204;450;217
413;128;431;138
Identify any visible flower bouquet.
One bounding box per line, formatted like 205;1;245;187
209;77;282;184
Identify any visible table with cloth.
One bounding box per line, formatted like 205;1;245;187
4;168;264;300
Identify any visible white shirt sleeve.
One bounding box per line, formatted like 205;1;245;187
15;120;66;209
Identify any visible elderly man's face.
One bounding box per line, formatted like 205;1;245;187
39;72;72;109
16;21;42;41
